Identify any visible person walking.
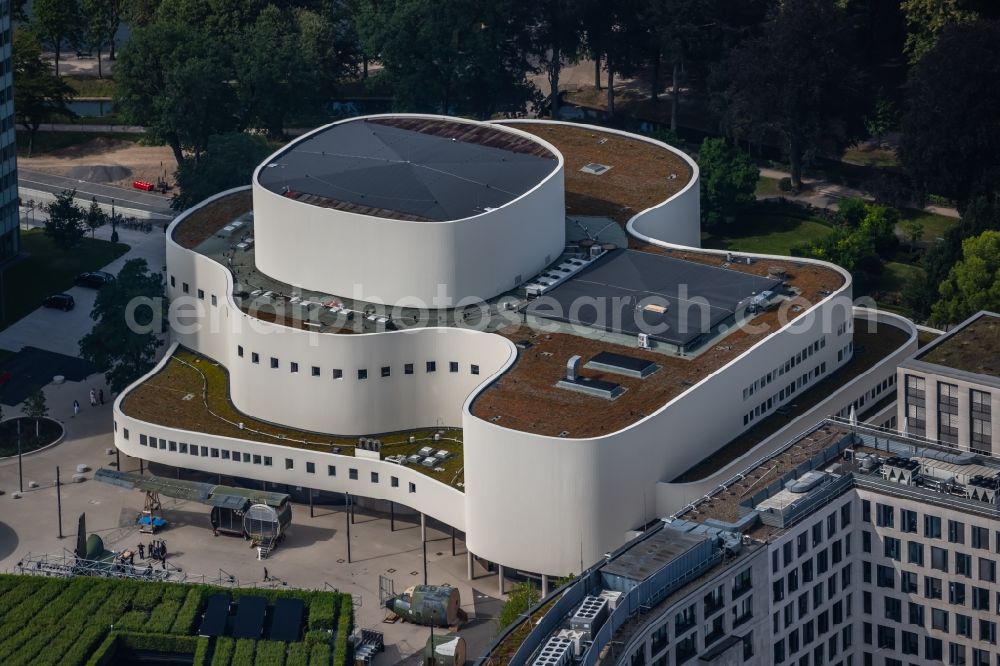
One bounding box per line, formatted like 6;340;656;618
73;400;80;416
99;389;105;405
138;543;145;559
89;389;97;406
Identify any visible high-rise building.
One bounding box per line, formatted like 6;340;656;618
0;1;17;262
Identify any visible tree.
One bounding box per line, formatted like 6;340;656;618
900;0;977;63
115;21;237;165
646;0;716;130
863;93;897;147
234;5;319;138
697;137;757;228
172;133;272;211
86;197;107;237
902;219;925;247
294;5;361;98
44;190;86;250
12;29;76;157
80;258;165;394
22;390;49;438
527;0;584;118
497;581;540;630
32;0;84;76
82;0;121;77
358;0;539;118
931;230;1000;325
717;0;865;190
899;20;1000;206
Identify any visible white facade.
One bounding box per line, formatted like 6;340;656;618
251;116;566;306
114;117;919;580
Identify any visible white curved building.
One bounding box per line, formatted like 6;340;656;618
114;115;910;582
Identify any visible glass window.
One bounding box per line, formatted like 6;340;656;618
306;462;315;473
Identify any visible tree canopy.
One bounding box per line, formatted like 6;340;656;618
717;0;865;190
12;29;76;157
697;137;758;228
79;258;166;394
899;20;1000;206
43;190;87;250
931;230;1000;325
31;0;83;76
171;133;272;211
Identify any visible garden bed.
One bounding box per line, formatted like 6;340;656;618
0;417;63;457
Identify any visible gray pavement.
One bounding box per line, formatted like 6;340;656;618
19;167;175;219
0;221;168;358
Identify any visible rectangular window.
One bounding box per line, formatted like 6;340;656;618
270;357;279;369
875;503;894;528
210;447;219;457
381;366;390;377
238;345;244;357
327;465;336;476
358;369;368;380
306;462;315;474
949;520;966;544
252;454;261;465
211;294;217;306
263;456;272;466
449;361;459;373
371;471;379;483
170;275;175;287
349;468;358;480
901;509;917;533
182;282;189;294
924;514;941;539
285;458;294;470
409;482;416;493
426;361;436;372
123;428;130;441
391;476;399;488
312;366;321;377
931;546;949;572
140;434;148;446
168;441;177;452
221;449;229;459
471;364;480;375
252;352;259;364
404;363;414;375
290;362;299;373
197;288;204;299
333;369;343;379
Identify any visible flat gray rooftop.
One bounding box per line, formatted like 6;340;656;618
256;117;558;222
601;528;708;582
526;249;782;348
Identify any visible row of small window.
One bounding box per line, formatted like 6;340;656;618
835;342;853;363
774;590;852;641
664;601;754;664
776;538;853;601
862;621;995;665
169;276;219;306
774;503;853;574
836;320;852;337
868;594;998;638
863;560;998;613
862;537;998;582
773;560;852;607
133;431;417;493
862;501;1000;550
238;345;479;378
773;613;853;664
744;363;827;426
743;337;827;401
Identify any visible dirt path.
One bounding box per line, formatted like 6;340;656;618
19;137;177;190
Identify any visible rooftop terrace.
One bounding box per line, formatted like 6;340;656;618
256;117;558;222
120;347;466;489
916;312;1000;378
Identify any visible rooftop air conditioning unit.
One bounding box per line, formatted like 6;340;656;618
556;629;587;656
638;333;650;350
532;636;573;666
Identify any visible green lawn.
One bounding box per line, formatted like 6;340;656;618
702;208;833;256
874;261;925;293
0;229;129;330
842;144;900;168
63;75;116;98
897;208;957;241
16;131;141;157
754;176;783;198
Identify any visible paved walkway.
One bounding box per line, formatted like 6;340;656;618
757;167;959;218
19;167;175;219
0;221;168;358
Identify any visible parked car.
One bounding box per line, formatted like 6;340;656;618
74;271;116;288
43;293;75;311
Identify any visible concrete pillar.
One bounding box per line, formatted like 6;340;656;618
541;574;549;597
420;512;426;543
467;551;474;580
498;565;506;595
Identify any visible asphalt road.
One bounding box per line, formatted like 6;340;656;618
18;167;175;218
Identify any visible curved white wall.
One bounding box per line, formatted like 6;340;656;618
495;120;702;248
167;188;516;436
251;115;566;305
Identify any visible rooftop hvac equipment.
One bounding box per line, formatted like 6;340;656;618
435;450;451;460
881;457;919;485
433;432;442;442
556;629;587;656
967;475;1000;503
531;636;573;666
598;589;623;611
787;470;828;494
590;244;604;259
421;457;438;468
855;454;877;472
566;355;581;381
419;446;435;457
407;454;423;465
569;595;609;640
749;290;776;313
637;333;651;349
385;455;407;465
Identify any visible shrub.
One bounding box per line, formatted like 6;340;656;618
231;639;256;666
131;583;166;611
778;176;793;192
62;626;108;666
145;600;182;633
307;596;337;632
194;637;212;666
172;588;208;635
119;632;198;653
83;634;118;666
286;643;310;666
115;610;149;632
254;640;286;666
211;638;235;666
310;642;332;666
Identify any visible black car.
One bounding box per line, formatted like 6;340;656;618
74;271;116;288
43;293;75;311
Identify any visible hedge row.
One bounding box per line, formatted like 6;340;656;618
254;640;287;666
83;634;119;666
194;637;213;666
0;578;93;662
34;585;115;666
211;637;236;666
231;638;256;666
332;595;353;666
2;581;108;665
309;643;331;666
285;643;310;666
146;600;183;633
172;588;208;634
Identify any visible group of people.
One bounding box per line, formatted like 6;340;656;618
137;539;168;569
71;388;106;416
